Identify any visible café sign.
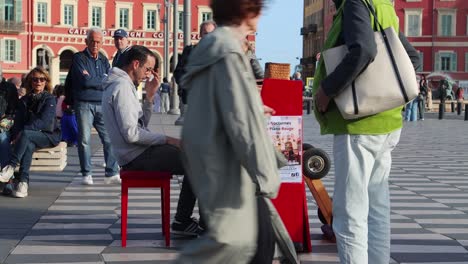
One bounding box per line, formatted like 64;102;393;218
68;28;201;40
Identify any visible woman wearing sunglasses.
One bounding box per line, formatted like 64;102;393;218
0;67;61;198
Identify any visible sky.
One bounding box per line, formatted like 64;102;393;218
256;0;303;75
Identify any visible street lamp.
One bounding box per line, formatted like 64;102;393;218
294;57;303;73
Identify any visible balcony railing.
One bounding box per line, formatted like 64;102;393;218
0;20;25;34
300;24;318;35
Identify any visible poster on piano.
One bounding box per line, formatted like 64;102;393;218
267;116;302;183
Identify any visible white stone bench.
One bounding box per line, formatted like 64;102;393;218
30;141;67;172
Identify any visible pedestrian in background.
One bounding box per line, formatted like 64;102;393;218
8;77;22;91
112;29;131;68
243;38;264;80
456;87;464;103
173;20;217;125
0;67;61;198
65;27;120;185
418;76;427;120
159;77;171;113
313;0;420;263
54;84;78;146
426;84;433;111
175;0;298;263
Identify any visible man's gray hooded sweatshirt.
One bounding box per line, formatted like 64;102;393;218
101;67;166;166
175;26;298;264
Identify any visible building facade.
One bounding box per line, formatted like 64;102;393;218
395;0;468;88
0;0;214;85
300;0;335;80
301;0;468;90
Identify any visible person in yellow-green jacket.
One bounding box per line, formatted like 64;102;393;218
313;0;421;263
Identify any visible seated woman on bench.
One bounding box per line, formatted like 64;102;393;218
0;67;61;198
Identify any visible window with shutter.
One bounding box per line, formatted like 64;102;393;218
4;39;16;62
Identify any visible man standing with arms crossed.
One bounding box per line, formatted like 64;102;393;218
66;28;120;185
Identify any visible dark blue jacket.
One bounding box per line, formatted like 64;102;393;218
69;49;110;103
12;92;61;145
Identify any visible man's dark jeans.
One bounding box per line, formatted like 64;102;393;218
10;130;55;183
122;144;203;227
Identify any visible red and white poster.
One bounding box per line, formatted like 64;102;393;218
267;116;303;183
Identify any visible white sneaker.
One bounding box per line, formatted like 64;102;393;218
0;165;15;183
82;175;93;185
104;175;121;185
13;182;28;198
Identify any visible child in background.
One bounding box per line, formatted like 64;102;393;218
54;84;78;146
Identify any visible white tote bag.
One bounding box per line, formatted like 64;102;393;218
322;1;418;119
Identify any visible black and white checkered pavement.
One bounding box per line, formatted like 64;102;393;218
2;114;468;263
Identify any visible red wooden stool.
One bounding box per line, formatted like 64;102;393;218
120;170;172;247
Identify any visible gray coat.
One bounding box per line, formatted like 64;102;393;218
175;26;298;264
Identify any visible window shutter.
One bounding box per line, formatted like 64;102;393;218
465;53;468;72
0;0;4;21
418;52;424;72
45;3;49;24
451;53;457;71
435;52;441;71
0;39;4;62
15;0;22;22
15;40;21;62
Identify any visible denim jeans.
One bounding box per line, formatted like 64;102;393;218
10;130;55;183
122;144;202;226
417;98;425;120
75;102;119;177
332;129;401;264
404;100;418;121
0;131;11;168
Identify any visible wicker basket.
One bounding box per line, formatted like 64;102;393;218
264;62;291;80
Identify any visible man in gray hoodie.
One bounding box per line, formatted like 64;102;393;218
101;45;203;236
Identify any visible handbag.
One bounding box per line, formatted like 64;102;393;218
322;0;418;119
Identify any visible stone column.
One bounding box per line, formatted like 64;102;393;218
50;56;60;87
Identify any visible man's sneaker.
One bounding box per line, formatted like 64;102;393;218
13;182;28;198
82;175;93;185
0;165;15;183
171;218;204;236
104;175;121;185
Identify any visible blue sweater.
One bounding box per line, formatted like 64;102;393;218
70;49;110;103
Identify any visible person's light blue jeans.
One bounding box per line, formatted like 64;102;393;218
332;129;401;264
404;100;418;121
75;102;119;177
0;131;10;168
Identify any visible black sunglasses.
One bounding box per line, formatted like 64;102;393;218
32;77;47;83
